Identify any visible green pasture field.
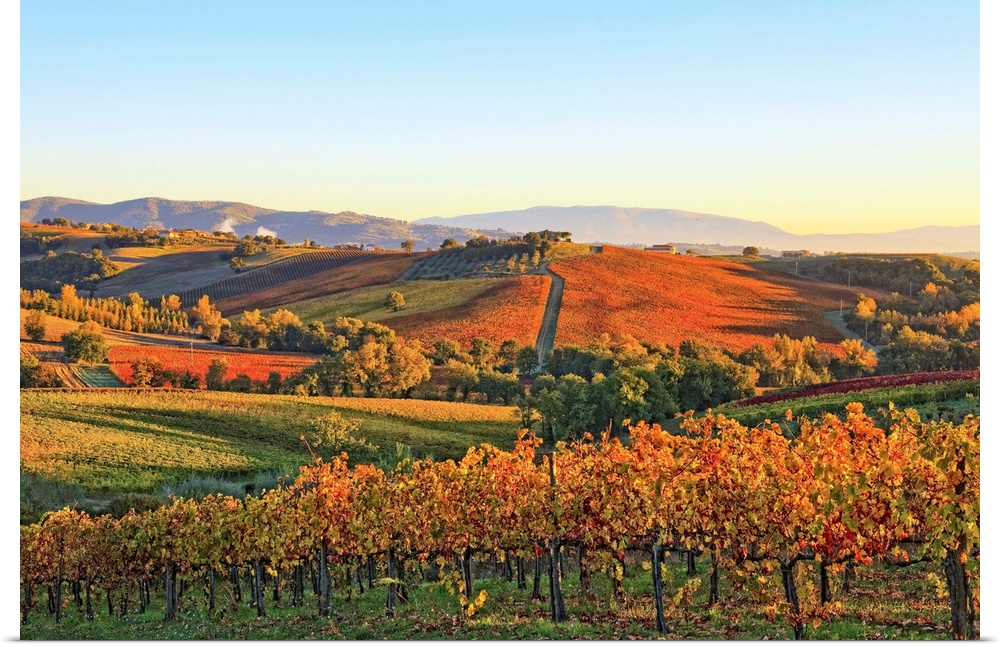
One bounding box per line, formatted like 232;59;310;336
267;278;502;326
19;390;520;497
19;550;958;640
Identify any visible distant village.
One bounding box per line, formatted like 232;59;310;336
644;242;812;258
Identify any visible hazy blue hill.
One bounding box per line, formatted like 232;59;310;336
21;198;978;254
418;206;979;254
20;197;510;251
419;206;789;245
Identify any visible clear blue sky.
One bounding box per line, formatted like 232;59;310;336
19;0;981;234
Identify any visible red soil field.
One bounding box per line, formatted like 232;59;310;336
551;246;868;354
108;345;317;385
215;252;426;315
386;275;551;349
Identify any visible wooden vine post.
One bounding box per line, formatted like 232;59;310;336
547;452;566;622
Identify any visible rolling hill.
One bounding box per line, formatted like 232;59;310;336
257;275;551;349
384;275;550;348
20;390;519;494
549;245;869;353
215;252;427;314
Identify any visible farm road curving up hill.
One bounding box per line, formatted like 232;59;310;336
534;261;565;366
534;246;601;366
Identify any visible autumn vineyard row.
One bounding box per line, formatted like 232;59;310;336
173;250;375;306
730;370;981;408
20;408;978;638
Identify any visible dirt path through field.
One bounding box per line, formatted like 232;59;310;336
824;310;880;353
534;261;565;366
534;246;602;366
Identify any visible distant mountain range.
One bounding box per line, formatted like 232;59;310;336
19;197;510;252
418;206;979;255
21;198;979;256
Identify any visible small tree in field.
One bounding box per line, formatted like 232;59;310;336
385;291;406;312
62;322;109;364
470;337;493;368
516;345;540;376
742;246;760;257
24;310;46;341
229;256;247;273
401;239;416;253
206;358;229;390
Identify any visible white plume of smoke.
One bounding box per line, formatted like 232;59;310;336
215;217;237;233
256;226;279;238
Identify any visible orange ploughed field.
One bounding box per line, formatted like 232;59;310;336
108;345;317;385
387;275;551;348
551;246;865;353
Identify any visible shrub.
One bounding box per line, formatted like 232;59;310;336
20;354;64;388
305;411;378;462
20;475;86;525
106;493;165;518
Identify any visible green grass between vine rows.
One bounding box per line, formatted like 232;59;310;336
19;552;957;640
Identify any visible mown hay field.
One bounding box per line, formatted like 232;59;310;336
551;246;867;353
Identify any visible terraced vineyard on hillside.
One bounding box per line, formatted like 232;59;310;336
400;242;591;280
216;252;424;314
174;250;378;306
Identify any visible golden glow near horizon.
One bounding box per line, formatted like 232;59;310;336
20;174;979;236
20;2;980;237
